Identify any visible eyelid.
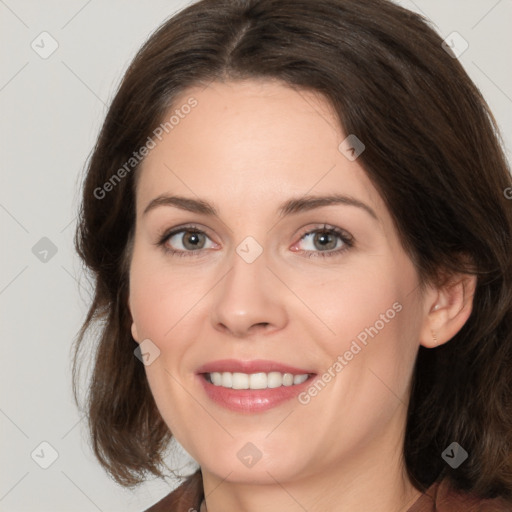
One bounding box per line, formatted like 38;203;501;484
295;223;353;244
156;223;212;242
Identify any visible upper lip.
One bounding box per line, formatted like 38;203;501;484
196;359;315;375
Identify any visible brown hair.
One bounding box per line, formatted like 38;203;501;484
73;0;512;499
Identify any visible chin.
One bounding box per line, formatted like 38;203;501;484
198;445;309;485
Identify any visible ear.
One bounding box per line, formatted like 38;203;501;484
419;272;477;348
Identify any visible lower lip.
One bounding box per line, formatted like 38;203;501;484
197;374;316;413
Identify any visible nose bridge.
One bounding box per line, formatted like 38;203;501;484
210;238;287;336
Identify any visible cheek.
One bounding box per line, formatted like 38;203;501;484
306;258;421;389
129;247;202;340
128;250;203;436
129;253;167;340
292;261;408;350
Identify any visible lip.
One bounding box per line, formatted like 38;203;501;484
196;358;313;375
196;359;316;413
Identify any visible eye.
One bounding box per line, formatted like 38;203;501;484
292;224;354;258
157;224;217;257
156;223;354;259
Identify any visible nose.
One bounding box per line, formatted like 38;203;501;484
210;248;288;338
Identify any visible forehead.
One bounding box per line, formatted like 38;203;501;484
136;79;385;219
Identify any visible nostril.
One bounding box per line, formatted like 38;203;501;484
250;322;271;333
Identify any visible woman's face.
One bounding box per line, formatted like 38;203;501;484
129;79;431;484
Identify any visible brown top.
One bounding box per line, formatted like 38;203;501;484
144;469;512;512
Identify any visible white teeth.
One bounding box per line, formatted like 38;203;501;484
207;371;310;389
249;372;267;389
293;374;308;385
221;372;232;388
283;373;294;386
267;371;283;388
232;372;249;389
210;372;222;386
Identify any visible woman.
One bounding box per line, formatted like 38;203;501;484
72;0;512;510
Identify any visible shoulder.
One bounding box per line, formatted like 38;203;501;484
143;469;204;512
409;477;512;512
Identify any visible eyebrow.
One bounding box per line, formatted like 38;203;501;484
143;193;378;220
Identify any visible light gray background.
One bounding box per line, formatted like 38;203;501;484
1;1;511;511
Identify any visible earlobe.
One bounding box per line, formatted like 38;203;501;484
127;294;140;343
420;273;477;349
131;321;140;343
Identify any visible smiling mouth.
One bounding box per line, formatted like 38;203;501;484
202;371;314;390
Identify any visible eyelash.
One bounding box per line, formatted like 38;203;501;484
155;223;354;259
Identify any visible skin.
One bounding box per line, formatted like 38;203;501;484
128;79;476;512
